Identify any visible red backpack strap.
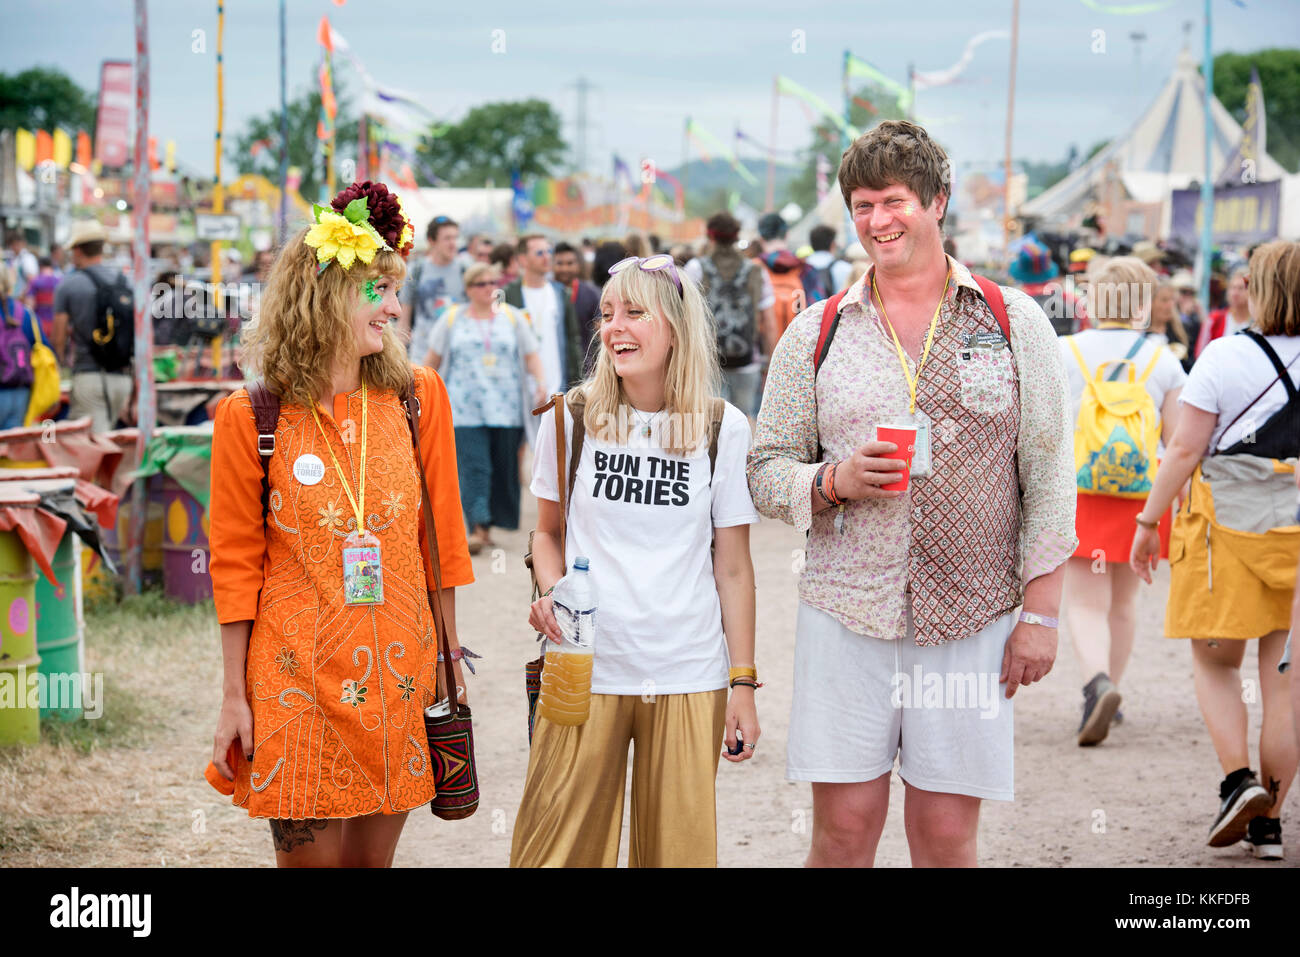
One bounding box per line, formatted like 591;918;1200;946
813;291;848;375
246;382;281;525
972;273;1011;342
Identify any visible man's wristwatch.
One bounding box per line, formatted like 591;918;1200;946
1018;611;1059;629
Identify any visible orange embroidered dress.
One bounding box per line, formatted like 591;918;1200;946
209;366;474;819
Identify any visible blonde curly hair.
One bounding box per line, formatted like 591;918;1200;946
240;227;411;405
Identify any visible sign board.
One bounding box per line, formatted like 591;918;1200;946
196;213;241;241
95;61;133;169
1170;180;1282;247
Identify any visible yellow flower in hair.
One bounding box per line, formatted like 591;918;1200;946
304;209;382;270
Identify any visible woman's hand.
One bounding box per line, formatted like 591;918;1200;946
533;385;548;409
1130;525;1161;584
722;687;760;763
212;692;254;781
529;593;562;643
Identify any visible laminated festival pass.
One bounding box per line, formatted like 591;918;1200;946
342;531;384;605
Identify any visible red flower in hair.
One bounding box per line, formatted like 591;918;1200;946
330;181;414;258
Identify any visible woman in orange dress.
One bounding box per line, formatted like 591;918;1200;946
206;181;474;866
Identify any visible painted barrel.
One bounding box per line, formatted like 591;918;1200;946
0;499;41;746
162;476;212;603
98;474;165;591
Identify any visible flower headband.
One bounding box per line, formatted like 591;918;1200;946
304;180;416;272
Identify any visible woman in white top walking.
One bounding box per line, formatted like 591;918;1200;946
511;254;761;867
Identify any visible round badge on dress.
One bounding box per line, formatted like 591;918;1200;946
293;453;326;485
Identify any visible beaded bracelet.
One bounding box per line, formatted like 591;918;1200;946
730;679;762;690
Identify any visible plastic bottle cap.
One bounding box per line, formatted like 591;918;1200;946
573;556;589;570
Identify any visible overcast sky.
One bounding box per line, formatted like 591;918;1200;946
4;0;1296;181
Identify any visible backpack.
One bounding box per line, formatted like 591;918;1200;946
699;256;757;367
0;298;34;389
767;266;805;346
79;268;135;371
804;261;838;303
1066;335;1163;498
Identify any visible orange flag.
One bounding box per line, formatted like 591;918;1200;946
35;130;53;165
76;131;92;167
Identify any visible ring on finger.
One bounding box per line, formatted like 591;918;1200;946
743;742;756;751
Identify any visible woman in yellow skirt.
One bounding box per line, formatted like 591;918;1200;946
1132;240;1300;859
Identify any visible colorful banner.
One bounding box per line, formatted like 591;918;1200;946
52;129;72;168
1216;65;1266;187
316;17;336;142
776;75;859;138
95;60;133;168
1170;180;1281;245
654;167;685;212
912;30;1008;90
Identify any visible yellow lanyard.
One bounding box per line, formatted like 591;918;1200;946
871;267;951;416
309;382;369;531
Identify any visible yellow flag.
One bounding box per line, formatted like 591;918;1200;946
165;139;176;172
15;128;35;170
52;128;72;168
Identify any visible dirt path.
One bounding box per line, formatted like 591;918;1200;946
2;490;1295;867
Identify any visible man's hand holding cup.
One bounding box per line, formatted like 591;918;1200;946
833;439;910;501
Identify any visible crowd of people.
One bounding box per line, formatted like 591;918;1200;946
6;117;1294;870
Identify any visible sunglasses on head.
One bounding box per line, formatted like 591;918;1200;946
608;254;684;298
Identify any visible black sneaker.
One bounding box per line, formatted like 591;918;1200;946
1077;672;1121;746
1242;816;1283;860
1208;769;1272;847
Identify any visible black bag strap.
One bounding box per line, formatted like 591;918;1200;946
1243;329;1298;402
247;382;281;525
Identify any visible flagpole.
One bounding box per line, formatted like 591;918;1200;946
1198;0;1214;319
766;75;778;210
127;0;155;595
210;0;225;378
277;0;287;244
1002;0;1020;257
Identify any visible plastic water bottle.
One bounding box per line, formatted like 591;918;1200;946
537;557;597;726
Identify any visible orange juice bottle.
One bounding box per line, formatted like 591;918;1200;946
537;557;596;727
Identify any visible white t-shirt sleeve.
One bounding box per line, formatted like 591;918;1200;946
710;403;760;528
425;315;451;357
1151;347;1188;406
1179;341;1225;416
529;404;564;503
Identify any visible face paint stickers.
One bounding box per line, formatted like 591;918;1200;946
363;279;382;304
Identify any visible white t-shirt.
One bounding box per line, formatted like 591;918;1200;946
531;399;760;694
521;282;562;394
1060;329;1187;424
1180;332;1300;452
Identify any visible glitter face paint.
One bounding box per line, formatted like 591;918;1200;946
363;278;382;304
901;202;916;217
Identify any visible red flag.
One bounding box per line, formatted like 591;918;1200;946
76;130;92;167
35;129;53;164
317;16;333;51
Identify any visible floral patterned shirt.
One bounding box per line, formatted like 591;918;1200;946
747;257;1077;644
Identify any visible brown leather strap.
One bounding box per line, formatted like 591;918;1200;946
403;375;456;706
566;393;587;512
531;392;571;573
247;382;281;526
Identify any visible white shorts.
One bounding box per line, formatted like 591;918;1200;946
786;601;1016;801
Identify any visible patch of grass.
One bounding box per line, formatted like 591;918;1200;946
85;588;215;646
38;672;152;753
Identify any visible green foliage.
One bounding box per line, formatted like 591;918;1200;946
0;67;96;132
1214;49;1300;174
229;88;358;205
785;83;909;214
416;99;566;187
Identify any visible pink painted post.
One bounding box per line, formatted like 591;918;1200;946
126;0;157;595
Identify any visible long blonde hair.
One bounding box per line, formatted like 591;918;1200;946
240;227;411;405
571;263;721;456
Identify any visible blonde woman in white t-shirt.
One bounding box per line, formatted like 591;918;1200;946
511;253;761;868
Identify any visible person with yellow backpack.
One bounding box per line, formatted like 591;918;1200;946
1059;257;1187;747
1132;240;1300;859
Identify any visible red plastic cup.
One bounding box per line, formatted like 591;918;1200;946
874;422;917;491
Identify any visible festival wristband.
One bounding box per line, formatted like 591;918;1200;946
729;666;757;682
827;463;844;506
815;464;836;506
1134;514;1159;529
1018;611;1059;629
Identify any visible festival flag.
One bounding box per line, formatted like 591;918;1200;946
816;153;830;203
612;154;636;193
685;118;758;186
776;75;859;138
15;129;34;171
654;167;685;213
34;130;53;165
147;136;158;171
912;30;1007;90
531;178;558;208
52;128;72;168
511;169;534;228
1216;65;1266;187
843;54;912;112
317;17;337;143
76;131;92;168
164;139;175;172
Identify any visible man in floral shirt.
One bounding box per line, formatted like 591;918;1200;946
747;121;1076;867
